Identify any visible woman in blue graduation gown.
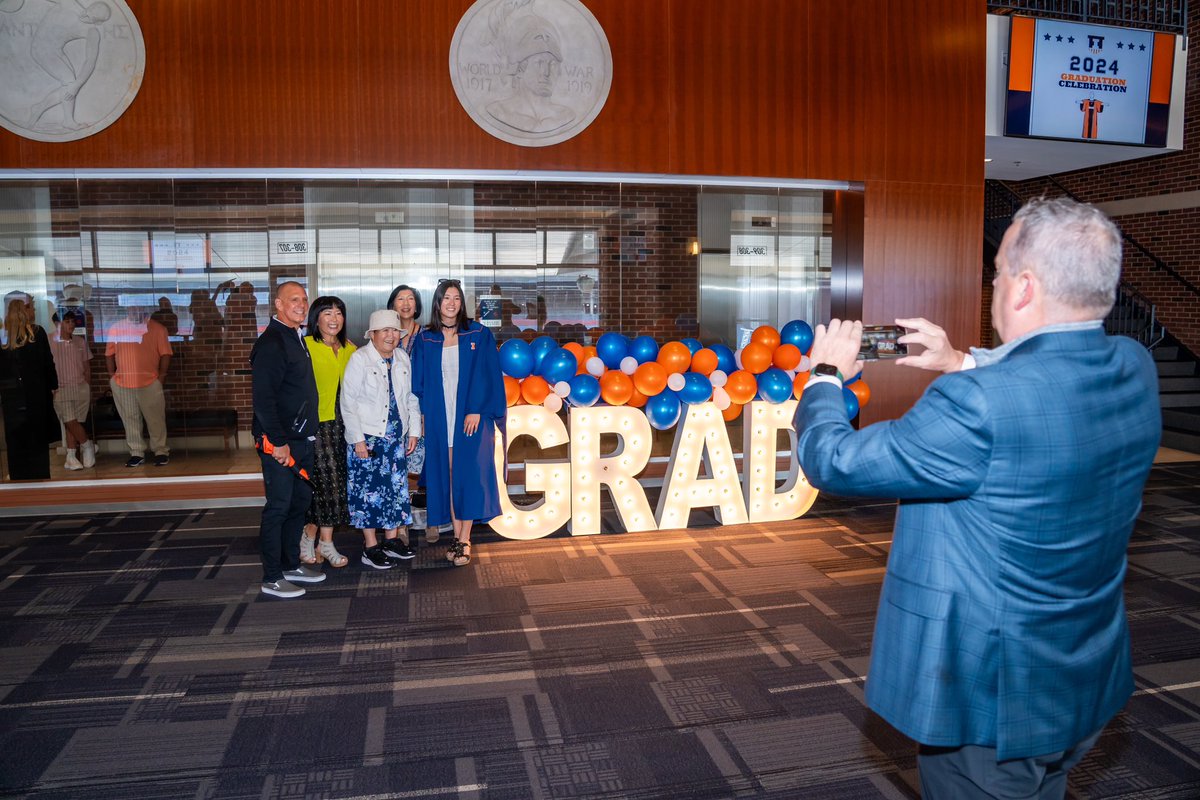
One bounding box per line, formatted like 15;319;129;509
411;279;506;566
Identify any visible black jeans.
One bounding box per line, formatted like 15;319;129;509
258;439;313;583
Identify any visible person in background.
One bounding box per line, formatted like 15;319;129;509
794;197;1161;799
300;296;356;569
250;281;325;599
411;279;506;567
104;304;172;467
49;308;95;470
0;292;58;480
340;309;421;569
388;283;429;541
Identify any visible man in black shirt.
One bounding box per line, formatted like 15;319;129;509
251;281;325;598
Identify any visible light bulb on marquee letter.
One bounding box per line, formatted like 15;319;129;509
491;406;571;540
656;403;749;530
568;407;655;535
743;400;818;522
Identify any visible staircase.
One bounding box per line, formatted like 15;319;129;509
1155;334;1200;453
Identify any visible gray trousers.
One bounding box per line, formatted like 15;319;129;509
918;729;1101;800
110;378;169;457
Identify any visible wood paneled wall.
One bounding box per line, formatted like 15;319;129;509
0;0;985;422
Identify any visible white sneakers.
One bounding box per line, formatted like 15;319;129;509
64;451;83;471
80;440;96;468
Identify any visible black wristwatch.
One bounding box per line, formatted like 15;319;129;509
812;363;844;383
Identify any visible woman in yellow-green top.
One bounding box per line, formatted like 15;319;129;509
300;296;357;567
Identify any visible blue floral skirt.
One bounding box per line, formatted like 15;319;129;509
346;432;413;530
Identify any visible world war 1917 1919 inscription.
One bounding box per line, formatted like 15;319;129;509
0;0;145;143
450;0;612;148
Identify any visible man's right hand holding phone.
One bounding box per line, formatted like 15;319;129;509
895;317;967;374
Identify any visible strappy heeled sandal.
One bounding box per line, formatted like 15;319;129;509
299;534;318;565
448;540;471;567
316;539;348;568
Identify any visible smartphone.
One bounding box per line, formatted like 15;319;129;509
860;325;908;360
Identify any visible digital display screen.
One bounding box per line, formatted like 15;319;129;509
1005;16;1175;147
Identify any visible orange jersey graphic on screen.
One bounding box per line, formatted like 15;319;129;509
1079;98;1104;139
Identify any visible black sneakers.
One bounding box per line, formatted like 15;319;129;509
154;454;170;467
125;455;145;467
361;545;394;570
380;538;415;561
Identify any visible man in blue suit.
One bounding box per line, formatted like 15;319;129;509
795;197;1161;799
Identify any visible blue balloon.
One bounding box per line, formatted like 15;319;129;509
530;336;558;370
758;367;793;404
709;343;737;374
645;390;682;430
781;320;815;354
540;348;578;384
629;335;660;364
680;338;703;355
843;386;860;419
596;332;630;370
679;371;713;405
498;339;534;379
845;371;860;386
567;374;601;407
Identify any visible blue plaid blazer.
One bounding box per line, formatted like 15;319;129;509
796;328;1160;760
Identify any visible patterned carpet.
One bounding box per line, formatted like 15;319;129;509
1;462;1198;799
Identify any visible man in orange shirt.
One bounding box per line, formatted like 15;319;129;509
105;305;173;467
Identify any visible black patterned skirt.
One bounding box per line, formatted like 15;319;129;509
306;417;351;527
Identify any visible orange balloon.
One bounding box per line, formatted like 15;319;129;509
773;343;801;371
792;371;810;399
722;402;744;421
724;370;757;405
563;342;585;363
849;379;871;408
657;341;692;374
577;346;598;374
504;375;521;407
752;325;781;350
520;375;551;404
599;371;634;405
690;348;718;376
740;342;772;375
627;385;648;408
633;361;668;396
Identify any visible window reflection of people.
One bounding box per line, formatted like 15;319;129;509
49;308;95;471
24;0;113;132
104;304;172;468
0;292;58;481
486;10;575;134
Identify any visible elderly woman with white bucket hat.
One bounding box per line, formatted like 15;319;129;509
340;309;422;569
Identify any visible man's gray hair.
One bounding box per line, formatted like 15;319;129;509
1007;196;1122;317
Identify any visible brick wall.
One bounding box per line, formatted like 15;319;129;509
1008;14;1200;354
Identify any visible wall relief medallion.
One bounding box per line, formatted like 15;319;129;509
449;0;612;148
0;0;145;143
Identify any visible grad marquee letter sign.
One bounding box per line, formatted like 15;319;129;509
492;401;819;539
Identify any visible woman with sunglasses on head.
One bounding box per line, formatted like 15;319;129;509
299;296;356;568
411;280;505;567
388;284;429;539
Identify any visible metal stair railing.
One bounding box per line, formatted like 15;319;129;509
985;1;1188;39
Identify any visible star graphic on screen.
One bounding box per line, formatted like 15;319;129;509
1139;43;1147;51
1067;36;1075;43
1128;41;1136;49
1117;42;1125;49
1043;33;1052;41
1055;35;1063;42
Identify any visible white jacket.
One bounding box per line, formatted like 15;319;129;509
340;341;422;444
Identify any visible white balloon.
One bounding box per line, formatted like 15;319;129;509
543;394;563;413
786;369;797;380
712;387;731;411
554;381;571;397
620;356;638;375
586;357;606;377
734;351;743;370
709;369;728;388
798;355;811;371
667;373;686;392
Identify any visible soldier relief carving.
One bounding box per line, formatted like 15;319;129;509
450;0;612;147
0;0;144;143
